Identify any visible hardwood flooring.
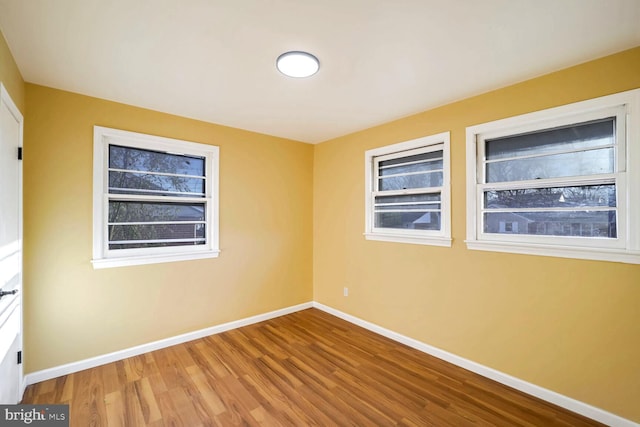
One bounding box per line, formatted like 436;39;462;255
22;308;605;426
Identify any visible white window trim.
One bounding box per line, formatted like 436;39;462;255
364;132;451;247
465;89;640;264
92;126;220;269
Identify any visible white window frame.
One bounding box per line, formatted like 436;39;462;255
364;132;451;246
466;89;640;264
92;126;220;268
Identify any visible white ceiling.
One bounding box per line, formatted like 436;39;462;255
1;0;639;143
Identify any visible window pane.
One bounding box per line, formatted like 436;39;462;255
109;202;205;223
379;171;443;190
379;150;442;168
484;185;615;209
110;145;205;177
375;194;441;204
483;211;616;238
109;223;206;242
486;147;613;182
375;193;441;211
375;211;441;230
485;118;614;160
375;204;441;211
109;240;204;250
109;171;205;196
379;159;443;176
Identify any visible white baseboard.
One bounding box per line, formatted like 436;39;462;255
312;302;637;427
23;300;637;426
24;302;313;386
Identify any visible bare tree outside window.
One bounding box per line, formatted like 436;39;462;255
481;118;617;238
107;145;207;249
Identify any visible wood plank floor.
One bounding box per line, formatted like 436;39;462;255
22;308;605;426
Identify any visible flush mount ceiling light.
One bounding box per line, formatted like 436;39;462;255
276;51;320;78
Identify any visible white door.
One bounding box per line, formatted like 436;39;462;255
0;83;23;403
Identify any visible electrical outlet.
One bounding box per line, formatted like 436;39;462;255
343;287;349;297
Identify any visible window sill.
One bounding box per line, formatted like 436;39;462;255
365;233;452;247
465;239;640;264
92;250;220;269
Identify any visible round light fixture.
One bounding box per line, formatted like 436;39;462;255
276;51;319;78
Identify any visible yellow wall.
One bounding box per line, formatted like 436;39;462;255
0;29;24;113
313;47;640;422
23;84;314;373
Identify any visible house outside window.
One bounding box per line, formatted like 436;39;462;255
364;132;451;247
465;89;640;264
92;126;220;268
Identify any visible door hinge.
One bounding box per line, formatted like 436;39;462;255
17;351;22;364
17;147;23;160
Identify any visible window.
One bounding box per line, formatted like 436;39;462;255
466;89;640;264
365;132;451;246
92;126;219;268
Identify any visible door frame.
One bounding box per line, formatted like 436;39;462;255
0;82;24;401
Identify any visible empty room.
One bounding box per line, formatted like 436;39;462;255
0;1;639;425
